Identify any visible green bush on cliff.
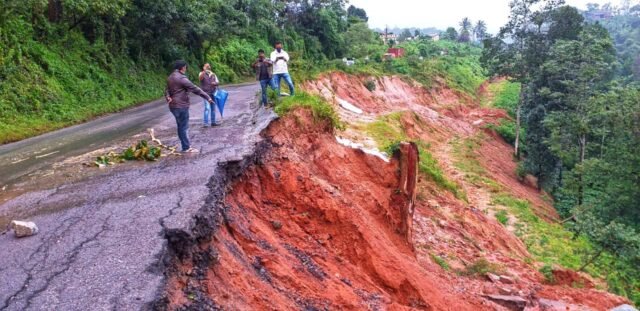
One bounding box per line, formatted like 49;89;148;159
274;93;344;130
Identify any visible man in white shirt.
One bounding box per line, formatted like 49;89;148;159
270;41;295;96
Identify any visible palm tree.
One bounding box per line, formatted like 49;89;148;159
474;20;488;41
459;17;472;42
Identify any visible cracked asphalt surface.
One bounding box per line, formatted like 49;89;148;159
0;83;276;310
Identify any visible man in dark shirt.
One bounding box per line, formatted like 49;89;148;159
165;60;213;153
252;49;273;106
198;63;220;127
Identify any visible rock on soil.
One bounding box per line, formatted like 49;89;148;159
10;220;39;238
484;295;528;311
538;298;592;311
487;273;501;283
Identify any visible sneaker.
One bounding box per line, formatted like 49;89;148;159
202;124;210;128
182;148;200;153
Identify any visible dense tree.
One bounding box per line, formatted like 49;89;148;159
347;5;368;22
442;27;459;41
399;28;413;42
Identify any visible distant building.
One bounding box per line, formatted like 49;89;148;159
586;10;613;21
387;48;405;58
426;33;440;41
380;32;398;44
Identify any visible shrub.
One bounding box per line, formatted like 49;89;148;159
274;92;344;130
430;253;450;271
462;258;502;277
364;79;376;92
495;210;509;225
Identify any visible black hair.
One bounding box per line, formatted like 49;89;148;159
258;49;265;53
173;60;188;71
274;41;282;46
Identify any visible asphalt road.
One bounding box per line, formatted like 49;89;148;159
0;82;254;189
0;82;277;310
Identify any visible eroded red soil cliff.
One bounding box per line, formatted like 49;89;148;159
159;73;630;310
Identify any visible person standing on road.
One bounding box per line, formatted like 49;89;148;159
270;41;295;97
252;49;273;106
198;63;220;127
165;60;213;153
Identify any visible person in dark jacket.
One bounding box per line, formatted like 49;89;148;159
165;60;213;153
252;49;273;106
198;63;220;126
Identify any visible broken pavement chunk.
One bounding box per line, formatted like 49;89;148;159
10;220;39;238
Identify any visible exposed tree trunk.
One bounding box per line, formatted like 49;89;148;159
578;134;586;205
48;0;62;23
579;249;603;272
561;214;576;224
515;90;524;159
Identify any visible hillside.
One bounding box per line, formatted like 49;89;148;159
156;72;632;310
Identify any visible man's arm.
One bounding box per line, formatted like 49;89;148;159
198;71;205;81
164;86;173;103
283;51;290;62
270;52;277;62
181;76;212;102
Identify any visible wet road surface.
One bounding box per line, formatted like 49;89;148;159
0;82;277;310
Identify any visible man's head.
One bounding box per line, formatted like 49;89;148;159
203;63;211;71
258;49;265;59
274;42;283;52
174;60;188;73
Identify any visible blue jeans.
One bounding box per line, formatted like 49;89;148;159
273;73;295;96
259;79;273;105
203;96;216;125
170;108;190;151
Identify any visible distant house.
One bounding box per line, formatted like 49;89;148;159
586;10;613;21
379;31;398;44
426;33;440;41
387;48;406;58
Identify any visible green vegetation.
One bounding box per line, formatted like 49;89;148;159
540;264;555;284
274;93;344;130
483;80;525;149
430;253;450;271
399;40;486;96
461;258;503;277
363;112;464;198
418;147;466;201
94;140;164;168
451;135;501;193
1;1;382;144
495;209;509;225
452;132;640;303
482;0;640;303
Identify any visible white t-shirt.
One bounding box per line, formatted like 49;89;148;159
270;50;290;74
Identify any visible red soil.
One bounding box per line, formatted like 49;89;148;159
163;73;631;310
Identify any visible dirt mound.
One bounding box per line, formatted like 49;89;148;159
161;109;488;310
156;73;632;310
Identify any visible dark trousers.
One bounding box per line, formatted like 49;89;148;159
170;108;190;151
259;79;273;105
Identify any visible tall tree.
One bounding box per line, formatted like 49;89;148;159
474;20;488;41
459;17;472;42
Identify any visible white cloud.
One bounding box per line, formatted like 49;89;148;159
348;0;628;34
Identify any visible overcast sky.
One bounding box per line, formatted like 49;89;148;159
348;0;629;33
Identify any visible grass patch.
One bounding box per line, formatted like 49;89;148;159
451;135;502;192
364;112;465;198
274;92;344;130
482;80;521;115
461;258;503;277
495;209;509;225
430;253;450;271
418;145;467;201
